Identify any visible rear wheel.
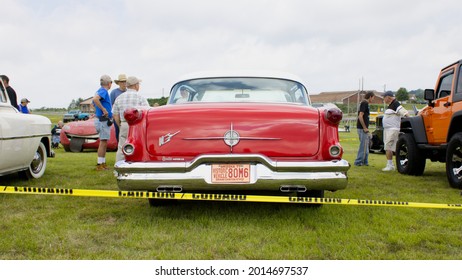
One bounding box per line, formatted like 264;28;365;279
396;133;426;175
446;132;462;189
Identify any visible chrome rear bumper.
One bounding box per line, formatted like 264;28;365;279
115;154;350;192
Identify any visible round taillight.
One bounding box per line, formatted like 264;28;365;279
329;145;342;157
123;143;135;156
325;108;343;125
124;108;143;124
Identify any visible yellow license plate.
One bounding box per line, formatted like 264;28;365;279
211;164;251;183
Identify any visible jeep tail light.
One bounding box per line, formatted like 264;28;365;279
124;108;143;125
325;108;342;125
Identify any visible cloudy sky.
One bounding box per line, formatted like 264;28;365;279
2;0;461;108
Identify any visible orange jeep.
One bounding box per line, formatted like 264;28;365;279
397;59;462;188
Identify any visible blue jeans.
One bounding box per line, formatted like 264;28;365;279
354;129;370;166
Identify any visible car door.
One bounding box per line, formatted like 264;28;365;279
0;105;30;173
0;88;6;169
0;82;37;174
428;68;455;144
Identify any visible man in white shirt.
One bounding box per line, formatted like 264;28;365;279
382;91;409;171
112;76;150;162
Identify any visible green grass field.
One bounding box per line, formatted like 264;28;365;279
1;115;461;260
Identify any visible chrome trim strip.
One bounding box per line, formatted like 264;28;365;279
183;137;281;140
115;154;350;173
183;122;280;142
0;133;51;141
65;133;99;138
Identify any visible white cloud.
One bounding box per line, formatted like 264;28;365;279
1;0;461;108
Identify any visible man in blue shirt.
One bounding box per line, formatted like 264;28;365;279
110;74;127;143
92;74;113;171
19;98;31;113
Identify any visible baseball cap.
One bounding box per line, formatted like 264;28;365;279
21;98;30;103
126;76;142;86
100;75;112;83
383;91;395;97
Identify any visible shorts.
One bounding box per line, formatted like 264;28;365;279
94;118;111;140
384;129;400;152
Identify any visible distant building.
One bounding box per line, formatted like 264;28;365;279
79;97;95;113
310;90;384;106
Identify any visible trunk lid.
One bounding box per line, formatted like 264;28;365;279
145;103;320;158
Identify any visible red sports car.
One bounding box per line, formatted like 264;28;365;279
114;72;350;204
60;117;117;152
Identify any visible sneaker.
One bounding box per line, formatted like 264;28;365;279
382;165;395;171
96;163;108;171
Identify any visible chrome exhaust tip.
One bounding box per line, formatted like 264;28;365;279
156;185;183;193
280;185;307;193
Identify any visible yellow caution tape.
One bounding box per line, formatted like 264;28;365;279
1;186;461;210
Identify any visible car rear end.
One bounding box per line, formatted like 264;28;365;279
115;75;349;197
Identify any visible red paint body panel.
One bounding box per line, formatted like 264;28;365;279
124;103;342;162
147;103;319;156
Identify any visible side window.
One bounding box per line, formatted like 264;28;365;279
436;72;453;99
457;65;462;95
0;82;6;103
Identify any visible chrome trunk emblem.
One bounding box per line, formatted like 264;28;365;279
159;131;180;146
223;123;240;151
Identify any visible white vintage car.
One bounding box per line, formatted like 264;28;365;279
0;79;53;179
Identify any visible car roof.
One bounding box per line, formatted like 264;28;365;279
175;71;307;87
442;59;462;71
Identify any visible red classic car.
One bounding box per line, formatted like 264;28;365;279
60;117;117;152
114;73;350;205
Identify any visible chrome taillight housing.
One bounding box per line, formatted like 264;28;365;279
123;143;135;156
329;145;342;157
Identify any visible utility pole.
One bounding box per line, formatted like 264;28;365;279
357;77;364;111
383;84;387;111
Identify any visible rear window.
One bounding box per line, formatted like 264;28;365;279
169;77;309;105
